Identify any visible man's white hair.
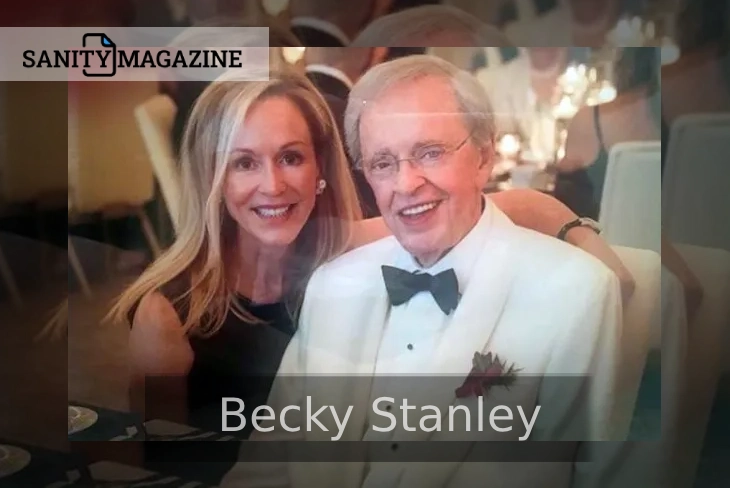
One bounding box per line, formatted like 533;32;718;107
344;54;496;168
351;5;511;47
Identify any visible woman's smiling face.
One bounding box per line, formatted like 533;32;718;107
223;95;320;249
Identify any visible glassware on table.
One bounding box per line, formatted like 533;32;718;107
496;133;522;160
553;95;579;119
586;79;617;106
492;133;522;179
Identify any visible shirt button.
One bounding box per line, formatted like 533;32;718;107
391;443;398;451
385;405;392;412
407;344;414;350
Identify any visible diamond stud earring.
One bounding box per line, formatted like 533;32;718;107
316;179;327;195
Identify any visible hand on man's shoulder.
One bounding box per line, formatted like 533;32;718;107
508;223;617;285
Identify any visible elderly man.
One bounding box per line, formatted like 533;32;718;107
304;4;511;217
222;55;624;488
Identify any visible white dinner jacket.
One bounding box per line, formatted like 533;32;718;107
222;198;624;488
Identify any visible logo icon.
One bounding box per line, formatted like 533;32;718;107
82;33;116;77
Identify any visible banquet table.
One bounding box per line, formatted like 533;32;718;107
484;157;556;194
0;402;249;487
2;261;689;486
0;440;222;487
0;440;90;487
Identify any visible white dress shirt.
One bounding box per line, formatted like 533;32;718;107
221;193;625;488
370;203;490;381
362;202;493;488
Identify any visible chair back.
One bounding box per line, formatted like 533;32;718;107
134;94;181;232
663;113;730;251
599;141;662;253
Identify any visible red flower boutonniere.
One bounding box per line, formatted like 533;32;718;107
455;352;521;398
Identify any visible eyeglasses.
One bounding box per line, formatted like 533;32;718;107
360;132;473;180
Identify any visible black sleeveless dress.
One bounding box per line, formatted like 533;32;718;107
554;106;609;220
129;278;296;484
554;91;662;218
130;276;296;435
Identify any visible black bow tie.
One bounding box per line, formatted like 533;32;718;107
381;265;460;315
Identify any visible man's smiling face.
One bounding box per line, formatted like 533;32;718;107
359;75;492;266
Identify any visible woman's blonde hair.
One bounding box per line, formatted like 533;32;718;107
109;67;362;336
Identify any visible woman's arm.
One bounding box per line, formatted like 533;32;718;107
347;217;392;250
129;291;193;424
662;234;704;322
491;189;636;303
351;189;636;302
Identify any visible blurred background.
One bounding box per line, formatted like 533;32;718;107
0;0;729;487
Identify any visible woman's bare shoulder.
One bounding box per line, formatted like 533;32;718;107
129;291;193;376
348;217;391;251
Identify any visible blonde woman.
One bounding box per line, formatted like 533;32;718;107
111;66;634;439
111;66;361;434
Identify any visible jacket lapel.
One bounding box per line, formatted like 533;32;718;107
295;208;520;488
431;208;517;378
386;206;519;443
393;208;520;488
292;248;394;488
